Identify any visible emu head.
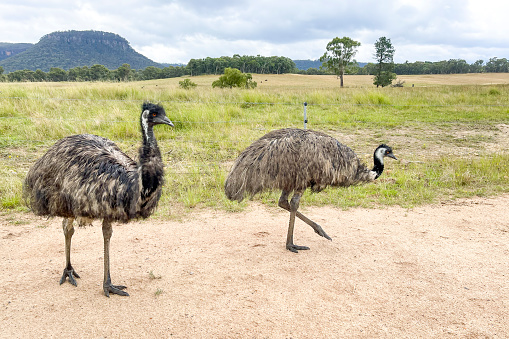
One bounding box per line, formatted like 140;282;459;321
141;102;174;128
374;144;397;163
372;144;397;179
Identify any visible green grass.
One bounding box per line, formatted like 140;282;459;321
1;75;509;216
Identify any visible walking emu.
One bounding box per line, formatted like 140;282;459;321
224;128;397;253
23;102;173;297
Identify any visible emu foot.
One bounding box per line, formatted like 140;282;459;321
59;267;80;286
314;226;332;241
104;283;129;297
286;244;310;253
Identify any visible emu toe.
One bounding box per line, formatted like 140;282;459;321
286;244;310;253
104;283;129;297
59;267;80;286
313;225;332;241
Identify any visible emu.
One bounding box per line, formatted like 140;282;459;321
224;128;397;253
23;102;173;297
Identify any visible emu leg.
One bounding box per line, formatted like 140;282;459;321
278;191;332;241
60;218;80;286
102;219;129;297
285;192;311;253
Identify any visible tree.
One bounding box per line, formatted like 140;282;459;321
320;37;361;87
471;60;484;73
179;78;197;89
373;37;396;87
212;68;257;89
90;64;110;81
141;66;162;80
47;67;67;82
486;57;509;73
34;69;47;82
116;64;132;81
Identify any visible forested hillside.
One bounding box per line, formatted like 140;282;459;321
0;30;162;72
0;43;33;62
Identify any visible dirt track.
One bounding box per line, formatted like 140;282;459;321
1;195;508;338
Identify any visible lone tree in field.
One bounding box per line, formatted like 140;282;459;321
373;36;396;87
320;37;361;87
212;67;257;89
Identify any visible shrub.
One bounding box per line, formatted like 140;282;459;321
212;68;257;89
179;78;197;89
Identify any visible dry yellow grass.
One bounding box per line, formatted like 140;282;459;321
141;72;509;91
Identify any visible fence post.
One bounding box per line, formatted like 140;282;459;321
303;102;308;129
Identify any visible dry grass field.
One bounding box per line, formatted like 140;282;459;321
152;72;509;88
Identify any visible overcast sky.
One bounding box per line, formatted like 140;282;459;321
1;0;507;65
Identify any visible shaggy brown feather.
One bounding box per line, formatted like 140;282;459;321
225;128;374;202
23;134;142;222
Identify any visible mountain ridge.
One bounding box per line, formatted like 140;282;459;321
0;30;162;72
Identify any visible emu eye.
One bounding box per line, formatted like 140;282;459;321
152;113;157;117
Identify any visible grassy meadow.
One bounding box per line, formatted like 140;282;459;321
1;73;509;217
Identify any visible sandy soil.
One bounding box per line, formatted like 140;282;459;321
1;195;508;338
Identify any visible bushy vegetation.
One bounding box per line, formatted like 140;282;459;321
298;58;509;76
187;55;295;76
1;63;187;82
179;78;197;89
1;74;509;216
212;68;257;89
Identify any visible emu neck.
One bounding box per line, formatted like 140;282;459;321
140;125;161;160
138;121;164;201
372;154;384;179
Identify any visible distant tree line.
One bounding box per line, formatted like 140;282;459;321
186;55;295;75
297;57;509;76
0;63;187;82
2;56;509;83
0;55;296;82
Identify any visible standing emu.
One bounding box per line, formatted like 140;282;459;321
224;128;397;253
23;102;173;297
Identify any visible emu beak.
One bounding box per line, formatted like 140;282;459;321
387;153;397;160
155;116;174;127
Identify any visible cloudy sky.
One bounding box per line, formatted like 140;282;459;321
1;0;507;65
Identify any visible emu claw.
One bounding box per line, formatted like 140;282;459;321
311;223;332;241
59;267;80;286
286;244;310;253
317;229;332;241
104;283;129;297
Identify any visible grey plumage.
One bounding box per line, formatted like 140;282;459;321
225;128;397;253
23;102;173;296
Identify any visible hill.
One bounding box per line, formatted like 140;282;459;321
293;59;322;70
0;43;34;62
0;30;162;72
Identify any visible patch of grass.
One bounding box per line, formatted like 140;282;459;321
1;76;509;215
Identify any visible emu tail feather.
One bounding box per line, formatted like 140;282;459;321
224;166;249;202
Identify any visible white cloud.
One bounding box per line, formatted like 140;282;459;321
1;0;508;64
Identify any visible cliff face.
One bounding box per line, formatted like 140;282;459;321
42;31;130;50
0;30;161;72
